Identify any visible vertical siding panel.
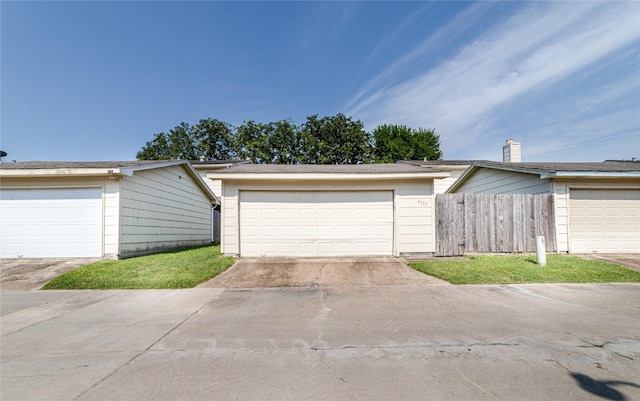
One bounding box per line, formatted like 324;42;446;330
119;165;213;257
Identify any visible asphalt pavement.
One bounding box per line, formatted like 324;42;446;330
2;283;639;401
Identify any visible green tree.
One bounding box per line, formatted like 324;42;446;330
235;120;273;163
136;132;171;160
136;122;198;160
137;117;441;164
266;119;300;164
372;124;442;162
299;114;372;164
193;118;234;160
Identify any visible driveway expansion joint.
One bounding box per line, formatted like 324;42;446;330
71;294;216;400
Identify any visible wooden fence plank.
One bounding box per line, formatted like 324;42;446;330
435;193;556;256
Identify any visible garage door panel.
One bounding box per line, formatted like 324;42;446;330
0;189;103;258
240;191;393;257
570;189;640;253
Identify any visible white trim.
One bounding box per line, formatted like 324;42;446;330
542;171;640;178
208;172;449;181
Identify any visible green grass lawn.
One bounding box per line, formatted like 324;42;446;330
408;254;640;285
43;245;235;290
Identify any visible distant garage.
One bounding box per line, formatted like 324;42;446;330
447;160;640;254
569;189;640;253
0;161;218;259
1;188;103;258
239;190;394;257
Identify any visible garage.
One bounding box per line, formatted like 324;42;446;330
208;163;447;257
239;190;394;257
569;189;640;253
0;161;218;259
0;188;103;258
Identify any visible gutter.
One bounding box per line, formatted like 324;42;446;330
540;171;640;178
206;172;450;181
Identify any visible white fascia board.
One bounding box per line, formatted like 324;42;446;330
118;160;186;176
0;161;186;178
472;162;546;176
206;172;450;181
0;168;118;177
541;171;640;178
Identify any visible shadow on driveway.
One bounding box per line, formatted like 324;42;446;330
571;372;640;401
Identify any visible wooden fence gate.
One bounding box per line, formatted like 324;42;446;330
435;193;556;256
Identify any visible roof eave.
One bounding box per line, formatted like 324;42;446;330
0;168;120;177
207;172;450;181
472;162;548;176
446;165;479;193
542;171;640;179
0;161;219;205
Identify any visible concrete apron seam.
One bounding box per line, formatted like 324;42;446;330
72;291;223;400
1;291;124;337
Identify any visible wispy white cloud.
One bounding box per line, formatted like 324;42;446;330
345;1;494;111
346;1;640;161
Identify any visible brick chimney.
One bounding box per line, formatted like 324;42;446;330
503;139;521;163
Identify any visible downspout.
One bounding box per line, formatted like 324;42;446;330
211;204;215;243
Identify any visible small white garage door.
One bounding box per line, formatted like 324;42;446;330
0;188;103;258
239;191;394;257
569;189;640;253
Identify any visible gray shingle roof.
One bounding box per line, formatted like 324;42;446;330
397;160;486;166
189;160;251;166
476;161;640;173
211;163;444;174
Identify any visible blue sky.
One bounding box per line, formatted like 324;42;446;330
2;1;639;163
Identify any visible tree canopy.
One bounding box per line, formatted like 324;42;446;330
371;125;442;163
136;116;442;164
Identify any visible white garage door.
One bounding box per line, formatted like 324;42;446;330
239;191;394;257
569;189;640;253
0;188;103;258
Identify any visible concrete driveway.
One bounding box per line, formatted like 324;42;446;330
575;254;640;272
2;284;639;401
198;258;450;288
0;258;98;290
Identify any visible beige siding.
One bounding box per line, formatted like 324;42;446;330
552;182;569;252
103;180;120;258
220;179;435;257
0;176;118;258
209;179;222;198
395;183;435;255
456;168;551;194
196;171;222;198
119;165;213;257
434;169;466;194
